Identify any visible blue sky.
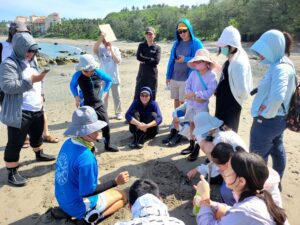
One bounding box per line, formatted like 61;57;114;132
0;0;209;21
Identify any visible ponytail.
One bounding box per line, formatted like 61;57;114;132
283;32;293;57
257;190;287;225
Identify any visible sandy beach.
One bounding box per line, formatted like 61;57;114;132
0;36;299;225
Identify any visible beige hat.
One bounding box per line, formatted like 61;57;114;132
187;49;215;69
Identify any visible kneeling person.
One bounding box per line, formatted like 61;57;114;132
55;106;129;224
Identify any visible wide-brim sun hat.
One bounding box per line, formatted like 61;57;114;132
193;112;223;137
64;106;107;137
188;49;215;69
217;25;242;49
76;54;99;72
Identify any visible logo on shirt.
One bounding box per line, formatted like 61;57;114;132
55;153;69;185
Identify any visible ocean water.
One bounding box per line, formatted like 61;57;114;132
38;43;83;58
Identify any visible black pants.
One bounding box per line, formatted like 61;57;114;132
94;105;110;144
129;111;158;139
215;94;241;132
4;110;44;162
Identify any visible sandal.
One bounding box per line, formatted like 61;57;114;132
22;137;30;148
43;135;59;143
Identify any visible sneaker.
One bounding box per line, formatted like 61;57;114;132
116;114;123;120
162;129;177;144
105;144;119;152
35;150;56;162
167;133;182;147
7;167;28;187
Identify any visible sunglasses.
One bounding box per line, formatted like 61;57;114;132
177;29;188;34
140;93;150;97
28;50;38;53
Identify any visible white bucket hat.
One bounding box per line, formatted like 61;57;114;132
217;25;242;49
64;106;107;137
188;49;215;69
193;112;223;137
75;54;99;71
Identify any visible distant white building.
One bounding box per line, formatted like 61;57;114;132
15;12;61;34
45;13;61;30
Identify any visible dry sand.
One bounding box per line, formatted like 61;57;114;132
0;37;299;225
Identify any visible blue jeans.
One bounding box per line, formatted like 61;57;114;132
250;116;286;178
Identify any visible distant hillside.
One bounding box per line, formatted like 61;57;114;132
1;1;299;41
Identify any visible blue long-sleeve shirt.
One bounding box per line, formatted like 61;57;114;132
166;18;203;80
125;100;162;125
251;30;296;118
70;69;112;108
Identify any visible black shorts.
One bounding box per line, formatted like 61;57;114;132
4;110;44;162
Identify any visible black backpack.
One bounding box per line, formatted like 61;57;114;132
285;76;300;132
0;42;4;104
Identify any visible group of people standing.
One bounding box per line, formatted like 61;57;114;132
0;18;297;225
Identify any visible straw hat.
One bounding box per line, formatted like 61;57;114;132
187;49;215;69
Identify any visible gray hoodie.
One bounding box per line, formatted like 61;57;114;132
0;32;38;128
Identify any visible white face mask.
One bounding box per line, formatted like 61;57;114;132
195;62;207;71
232;190;239;202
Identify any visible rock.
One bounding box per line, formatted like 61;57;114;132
58;50;69;53
120;49;136;58
55;56;73;65
54;42;58;45
80;51;87;55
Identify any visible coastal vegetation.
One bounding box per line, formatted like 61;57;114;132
0;0;299;41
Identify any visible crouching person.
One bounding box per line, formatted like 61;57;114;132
55;106;129;224
115;179;185;225
126;87;162;149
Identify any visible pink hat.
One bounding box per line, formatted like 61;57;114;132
188;49;215;69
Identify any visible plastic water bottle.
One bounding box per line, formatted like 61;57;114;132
192;191;202;216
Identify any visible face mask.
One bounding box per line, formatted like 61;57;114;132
232;191;239;202
221;47;229;57
195;62;207;71
259;58;271;65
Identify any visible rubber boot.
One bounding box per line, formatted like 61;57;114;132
187;143;200;161
181;140;195;155
7;167;28;187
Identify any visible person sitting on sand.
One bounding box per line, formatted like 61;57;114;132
115;179;185;225
125;86;162;149
162;102;190;147
70;54;119;152
186;112;247;188
55;106;129;224
194;151;288;225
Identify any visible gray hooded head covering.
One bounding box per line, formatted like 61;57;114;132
12;32;39;61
